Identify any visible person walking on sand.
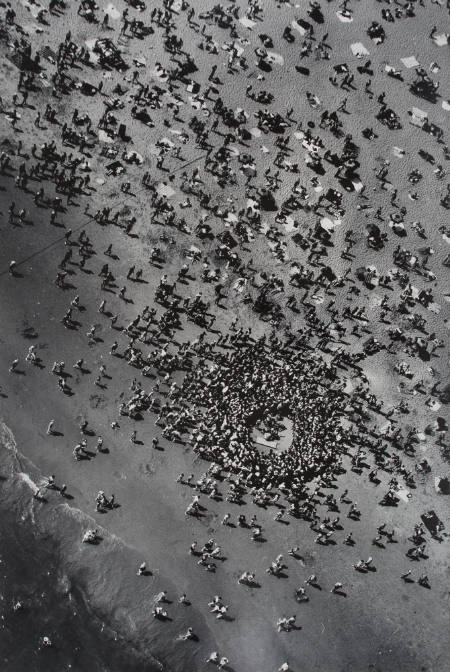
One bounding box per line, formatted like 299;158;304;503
9;358;19;373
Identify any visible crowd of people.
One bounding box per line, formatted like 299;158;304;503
0;0;448;669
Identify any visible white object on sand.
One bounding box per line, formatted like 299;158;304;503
85;39;100;63
351;42;369;58
401;56;419;68
99;130;113;144
156;183;175;198
283;216;296;233
321;217;342;231
433;33;449;46
104;3;121;20
397;486;411;503
392;147;405;158
239;17;256;29
267;52;284;66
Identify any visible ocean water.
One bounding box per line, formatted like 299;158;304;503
0;508;155;672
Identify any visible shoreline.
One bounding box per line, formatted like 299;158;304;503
0;422;170;672
0;510;157;672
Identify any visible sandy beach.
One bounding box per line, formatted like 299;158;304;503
0;0;449;670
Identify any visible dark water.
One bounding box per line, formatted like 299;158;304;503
0;509;156;672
